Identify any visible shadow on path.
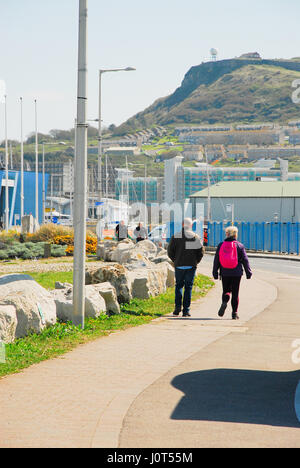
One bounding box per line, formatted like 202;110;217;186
171;369;300;428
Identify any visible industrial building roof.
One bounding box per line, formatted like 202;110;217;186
190;181;300;198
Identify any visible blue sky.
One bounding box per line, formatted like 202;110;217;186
0;0;300;140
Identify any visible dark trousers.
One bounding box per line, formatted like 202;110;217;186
175;267;196;313
221;276;241;313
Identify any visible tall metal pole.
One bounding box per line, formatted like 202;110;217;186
97;66;135;220
50;175;53;221
205;147;211;222
72;117;77;227
34;99;39;224
9;142;13;169
105;153;108;199
69;158;73;222
20;97;24;219
97;71;102;207
4;95;9;232
126;155;129;204
42;143;45;224
73;0;88;328
144;164;147;224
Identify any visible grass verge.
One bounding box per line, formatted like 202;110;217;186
0;274;214;378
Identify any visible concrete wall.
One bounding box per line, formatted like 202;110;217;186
192;197;300;223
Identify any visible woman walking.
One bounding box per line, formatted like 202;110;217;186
213;226;252;320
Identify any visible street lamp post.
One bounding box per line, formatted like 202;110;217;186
4;95;9;232
204;147;211;223
97;67;136;215
73;0;88;328
34;99;39;225
42;143;45;225
129;162;147;224
20;97;24;219
41;141;66;224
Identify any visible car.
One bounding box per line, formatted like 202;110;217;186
148;224;167;246
165;220;206;243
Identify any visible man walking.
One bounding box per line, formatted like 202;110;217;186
115;220;128;241
134;222;148;243
167;218;204;317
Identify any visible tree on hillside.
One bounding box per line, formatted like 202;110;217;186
87;125;98;138
0;139;20;148
49;129;73;141
26;132;52;144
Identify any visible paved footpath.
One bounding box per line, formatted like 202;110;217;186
0;262;299;448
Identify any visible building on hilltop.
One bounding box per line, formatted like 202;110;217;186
239;52;262;60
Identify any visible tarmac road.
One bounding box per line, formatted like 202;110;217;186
202;254;300;277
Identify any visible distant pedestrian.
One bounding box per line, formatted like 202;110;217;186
115;220;128;241
134;222;148;243
167;218;204;317
213;226;252;320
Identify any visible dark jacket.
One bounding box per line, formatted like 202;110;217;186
115;223;128;240
213;237;252;279
167;229;204;268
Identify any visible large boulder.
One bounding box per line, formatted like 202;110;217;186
128;263;172;300
97;240;118;262
51;289;73;322
0;274;57;340
151;254;173;265
92;282;120;315
111;240;135;264
0;305;17;343
156;246;167;256
51;284;107;322
55;281;73;290
86;263;132;304
134;239;157;258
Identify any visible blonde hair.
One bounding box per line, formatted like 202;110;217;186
225;226;238;239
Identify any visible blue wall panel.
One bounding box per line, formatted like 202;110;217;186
208;221;300;254
0;170;49;226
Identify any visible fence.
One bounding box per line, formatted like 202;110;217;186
207;222;300;255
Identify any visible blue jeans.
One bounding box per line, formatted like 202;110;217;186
175;267;196;313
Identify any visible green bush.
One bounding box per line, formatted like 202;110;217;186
0;230;20;245
0;250;9;260
51;244;67;257
0;241;66;260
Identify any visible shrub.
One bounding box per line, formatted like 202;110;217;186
86;236;97;254
54;233;97;256
53;235;74;246
0;230;20;245
51;245;67;257
26;224;73;243
0;250;9;260
0;241;66;260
